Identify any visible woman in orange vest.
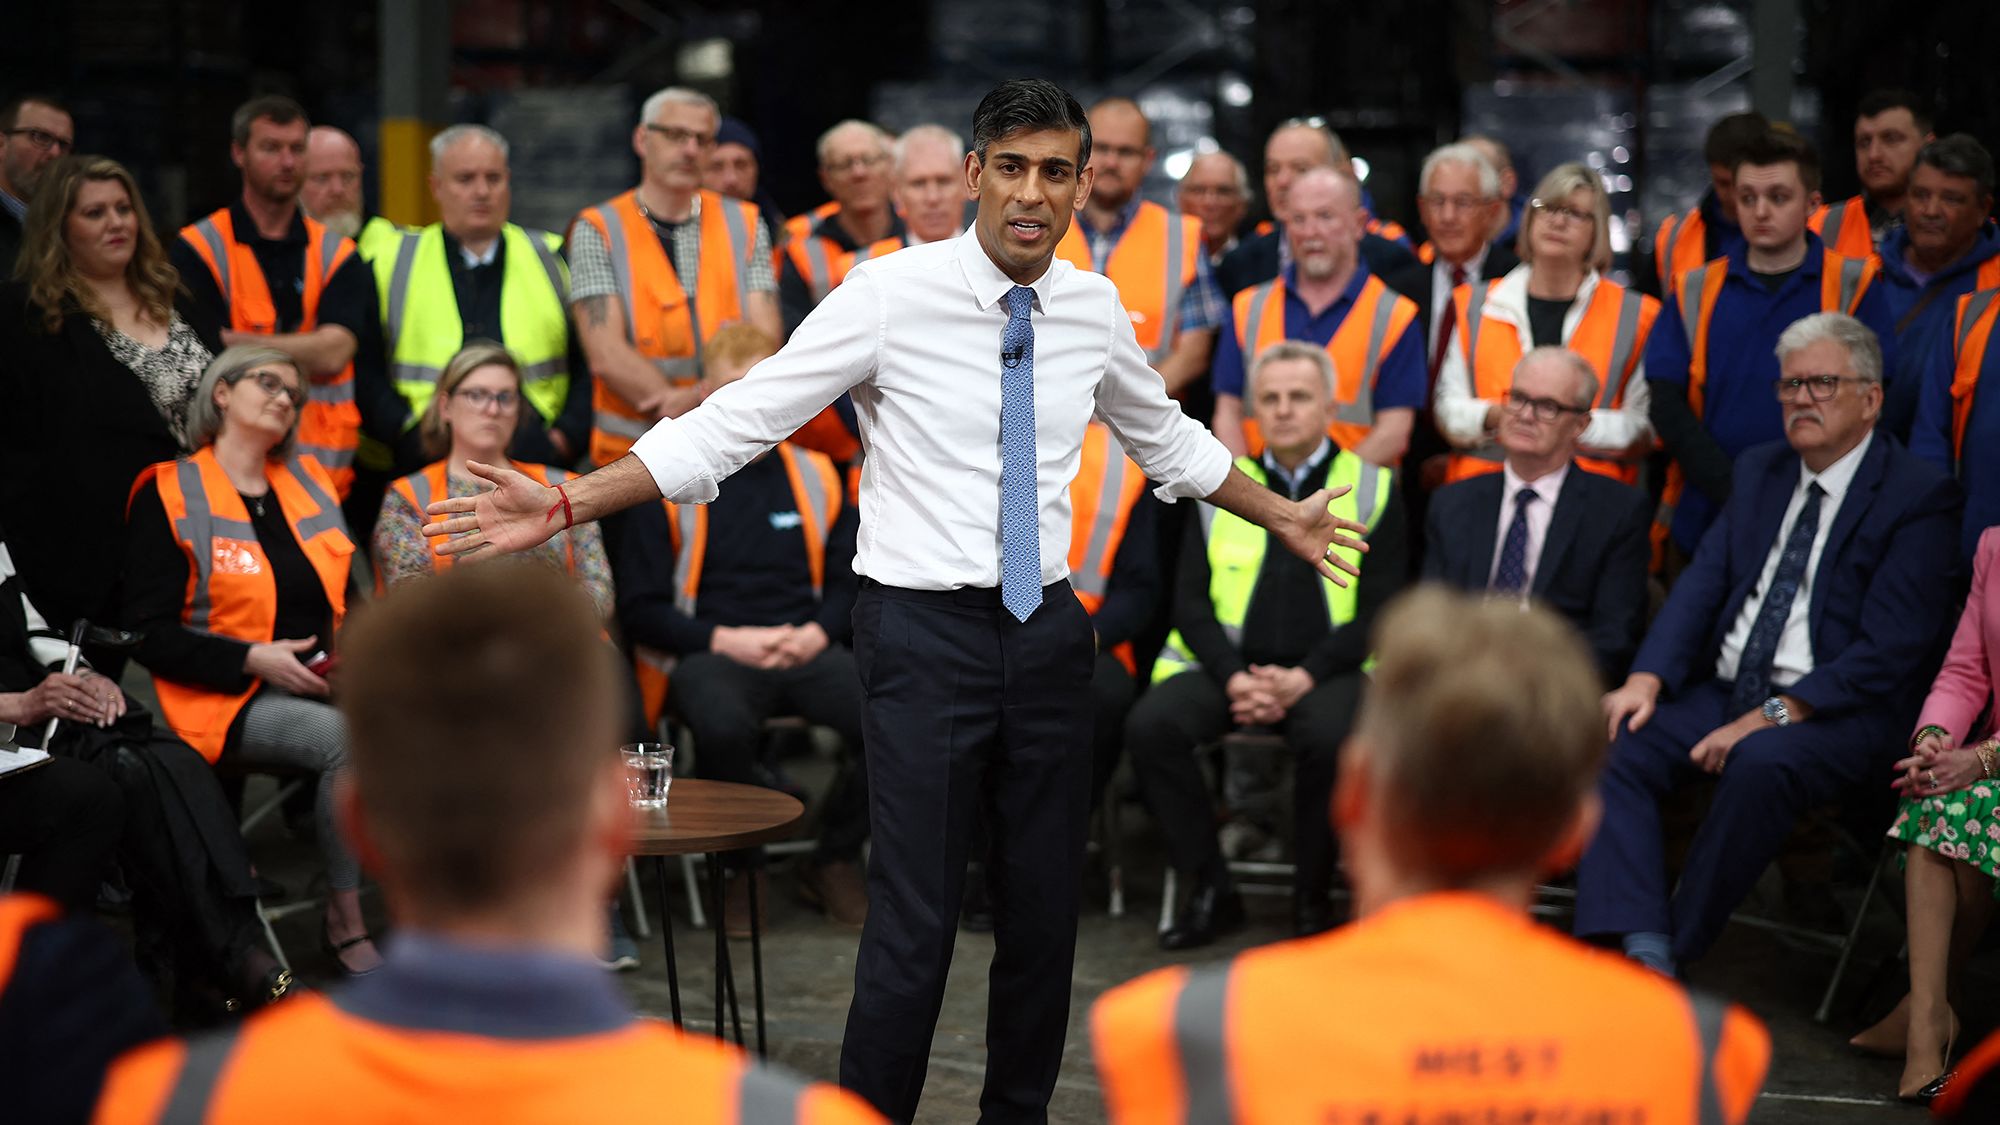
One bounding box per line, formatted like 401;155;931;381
372;340;612;613
1434;162;1660;484
121;345;379;975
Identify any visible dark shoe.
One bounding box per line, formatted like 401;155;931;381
961;864;994;933
322;930;381;976
1901;1070;1954;1105
721;870;768;940
797;857;869;929
1160;877;1245;951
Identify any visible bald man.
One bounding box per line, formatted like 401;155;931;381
302;126;404;261
1216;120;1416;297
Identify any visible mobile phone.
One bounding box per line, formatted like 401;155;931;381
304;650;338;677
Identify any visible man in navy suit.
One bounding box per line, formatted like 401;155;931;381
1422;346;1651;685
1575;312;1963;976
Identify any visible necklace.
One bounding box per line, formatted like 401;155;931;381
241;491;267;518
634;189;700;230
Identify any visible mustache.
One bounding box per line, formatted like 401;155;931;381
1786;409;1825;430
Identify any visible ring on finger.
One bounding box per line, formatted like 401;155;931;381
1927;768;1938;789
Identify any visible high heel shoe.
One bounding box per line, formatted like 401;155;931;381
1898;1015;1959;1105
322;930;381;977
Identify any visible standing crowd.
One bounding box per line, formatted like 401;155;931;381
0;72;1998;1122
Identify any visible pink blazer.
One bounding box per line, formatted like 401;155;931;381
1914;526;2000;745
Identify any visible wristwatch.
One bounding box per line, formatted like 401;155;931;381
1761;697;1791;727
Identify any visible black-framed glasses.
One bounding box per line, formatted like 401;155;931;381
1530;197;1592;225
1772;375;1864;402
1503;390;1589;421
230;369;306;407
1418;192;1494;214
453;387;520;411
823;152;890;175
3;127;71;154
644;123;716;149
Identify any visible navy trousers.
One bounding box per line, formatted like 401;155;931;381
839;579;1096;1124
1572;678;1900;963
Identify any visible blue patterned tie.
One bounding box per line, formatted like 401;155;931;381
999;285;1041;622
1490;488;1537;594
1729;482;1825;714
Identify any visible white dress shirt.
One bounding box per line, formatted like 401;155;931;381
1427;243;1488;359
0;543;68;669
1715;431;1874;689
1487;460;1569;590
631;230;1233;590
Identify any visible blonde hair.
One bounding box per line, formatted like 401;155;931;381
18;155;180;334
700;322;778;380
421;340;523;459
1355;587;1607;883
186;346;303;459
1517;162;1614;273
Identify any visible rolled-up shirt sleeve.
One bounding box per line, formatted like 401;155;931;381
1093;287;1233;502
630;271;881;502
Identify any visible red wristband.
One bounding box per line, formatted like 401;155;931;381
545;482;575;530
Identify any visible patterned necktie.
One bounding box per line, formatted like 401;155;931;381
1429;264;1468;379
1490;486;1537;594
999;285;1042;623
1729;482;1825;714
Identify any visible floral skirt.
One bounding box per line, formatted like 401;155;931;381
1887;782;2000;899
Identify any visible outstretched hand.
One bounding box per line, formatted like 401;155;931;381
1278;485;1371;587
421;461;563;559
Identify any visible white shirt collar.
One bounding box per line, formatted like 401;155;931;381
955;227;1066;313
1502;458;1570;504
1438;241;1490;280
1263;437;1333;492
457;236;500;268
1801;428;1873;505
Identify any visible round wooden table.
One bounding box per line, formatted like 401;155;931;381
629;779;804;1055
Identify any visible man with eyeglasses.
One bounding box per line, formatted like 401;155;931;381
1177;151;1250;266
0;93;73;273
1423;346;1651;684
566;86;779;468
1578;311;1962;979
779;120;906;335
1381;143;1519;382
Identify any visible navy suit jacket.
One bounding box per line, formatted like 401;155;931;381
1634;436;1963;720
1422;464;1652;684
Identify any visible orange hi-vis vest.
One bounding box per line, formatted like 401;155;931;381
179;208;362;497
1809;195;1878;261
1445;275;1661;484
1230;273;1421;458
384;461;577;586
1092;893;1770;1125
1068;423;1147;675
570;189;760;467
88;992;882;1125
1055;200;1204;366
0;893;59;989
138;447;351;764
1649;248;1879;565
1653;206;1713;292
632;444;843;728
1950;287;2000;472
782;212;905;308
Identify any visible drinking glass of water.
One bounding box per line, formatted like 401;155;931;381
621;743;673;809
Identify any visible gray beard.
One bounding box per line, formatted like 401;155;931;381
315;210;363;240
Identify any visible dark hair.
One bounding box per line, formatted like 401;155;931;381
1;93;70;132
1916;133;1996;198
1857;88;1933;134
1703;110;1771;169
971;79;1091;169
1734;125;1821;194
231;94;309;148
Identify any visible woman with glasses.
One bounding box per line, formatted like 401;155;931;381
122;345;379;975
1434;161;1660;484
371;341;611;612
0;155;221;657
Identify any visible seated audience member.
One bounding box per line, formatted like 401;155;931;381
1378;142;1519;376
373;341;610;615
617;325;868;935
0;155;220;663
1094;588;1771;1124
0;893;163;1125
1423;347;1651;684
1462;133;1527;246
1844;526;2000;1102
1576;313;1963;977
91;564;882;1124
1433;162;1659;485
122;346;379;975
1210;166;1426;466
1915;287;2000;564
1130;341;1406;949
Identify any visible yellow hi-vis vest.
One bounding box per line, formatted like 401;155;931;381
372;222;571;430
355;214;408;263
1151;450;1390;684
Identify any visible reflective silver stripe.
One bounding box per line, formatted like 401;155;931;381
653;356;700;379
1821;200;1850;249
160;1025;242;1124
718;195;754;319
287;457;349;541
1237;283;1277;398
299;444;355;471
1657;212;1686;286
1678;265;1710;352
1689;989;1729;1125
1836;254;1866;312
736;1064;804;1124
1150;214;1188;365
1463;280;1486;360
391;361;443;387
590;204;641;345
1337;288;1397;425
189;217;232;296
1351;460;1382;527
803;236;834;305
593;411;653;440
1072;450;1134;600
174;460;220;633
788;453;834;598
521;357;563;385
1171;964;1237;1125
316;229;345;276
672;504;702;614
1960;288;2000;355
1603;287;1644;409
308;379;355;406
404;471;434;513
382;232;422;352
523;227;569;304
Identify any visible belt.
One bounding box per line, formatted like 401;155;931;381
859;576;1072;609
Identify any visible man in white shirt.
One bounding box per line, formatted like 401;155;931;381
423;78;1364;1123
1578;312;1963;978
